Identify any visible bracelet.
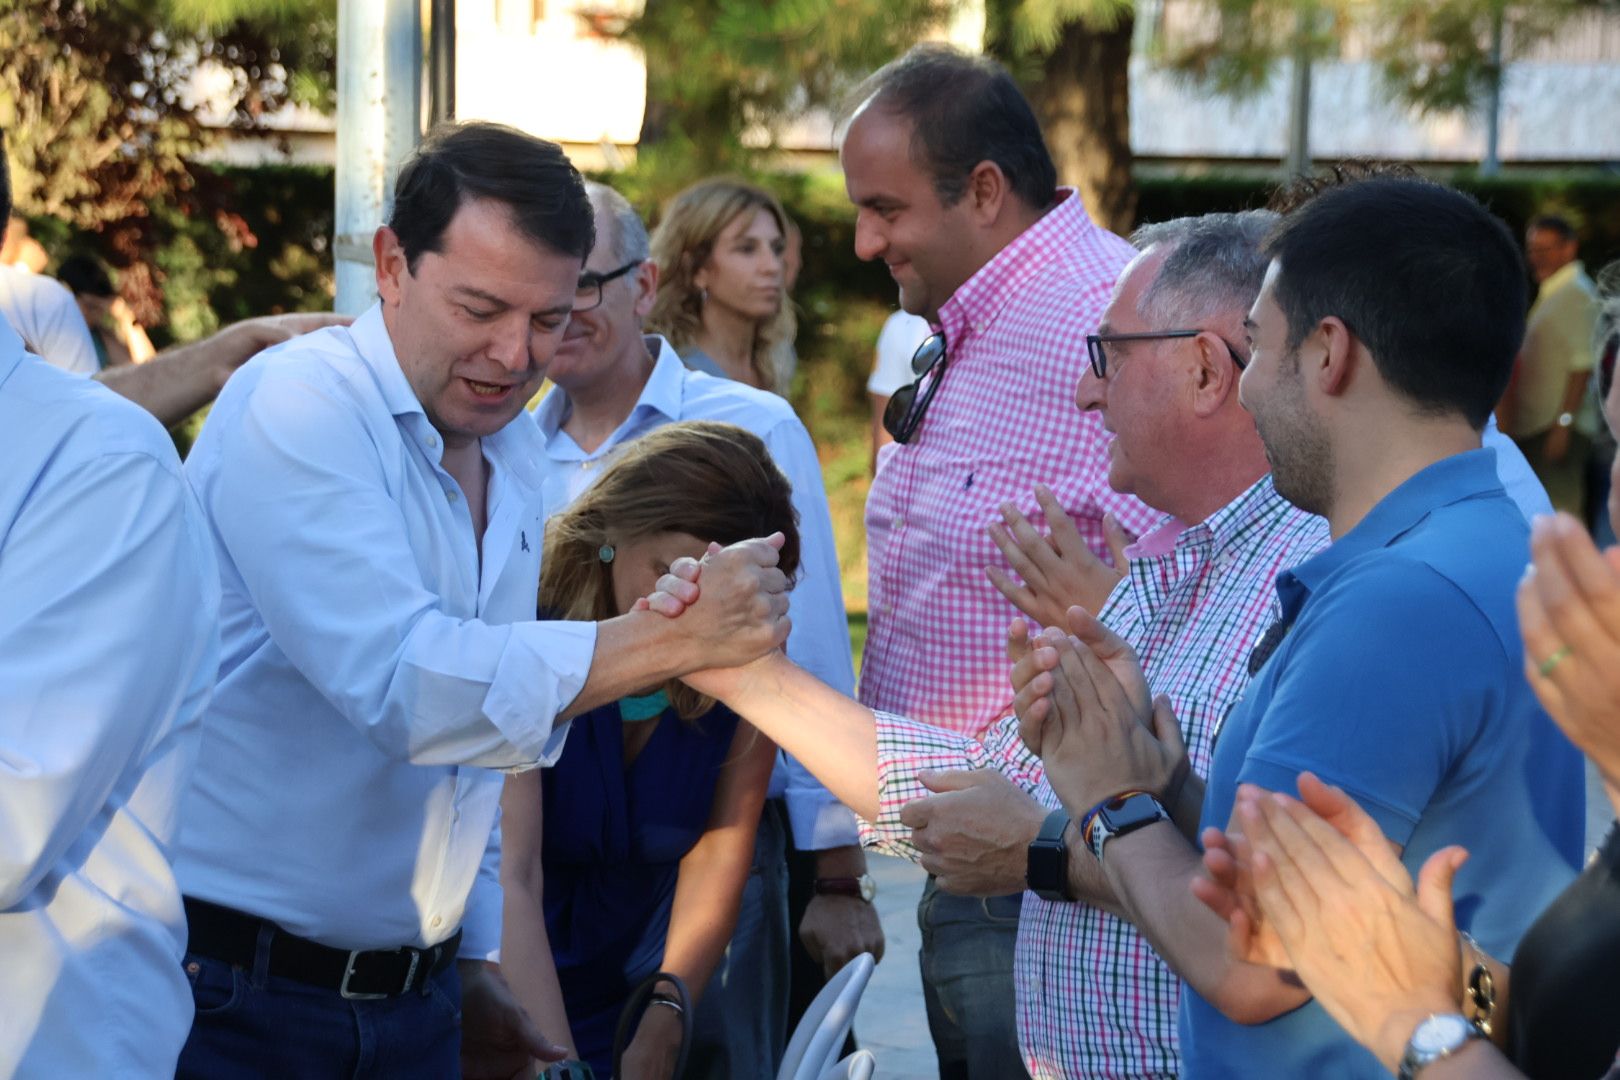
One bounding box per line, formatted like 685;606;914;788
1079;789;1150;849
1459;931;1496;1037
648;995;686;1018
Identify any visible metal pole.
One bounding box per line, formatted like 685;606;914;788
334;0;422;315
1482;7;1504;176
428;0;456;129
1284;4;1314;177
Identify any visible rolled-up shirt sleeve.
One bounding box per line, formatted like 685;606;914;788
201;371;593;770
863;711;1045;862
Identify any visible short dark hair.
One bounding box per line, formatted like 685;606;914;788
855;44;1057;210
56;254;115;298
1527;213;1577;243
388;121;594;272
1263;177;1526;430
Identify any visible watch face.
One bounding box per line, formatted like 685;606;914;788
1412;1014;1473;1054
1103;794;1167;831
858;874;876;902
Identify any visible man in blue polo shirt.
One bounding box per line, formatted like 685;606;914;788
1012;177;1586;1077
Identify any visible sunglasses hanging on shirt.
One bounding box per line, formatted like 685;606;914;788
882;330;948;445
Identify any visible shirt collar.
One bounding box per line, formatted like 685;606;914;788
0;315;27;390
1539;260;1584;297
350;303;428;424
1128;474;1296;563
1282;448;1504;603
532;334;680;445
935;188;1094;349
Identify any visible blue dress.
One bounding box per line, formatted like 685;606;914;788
542;698;743;1076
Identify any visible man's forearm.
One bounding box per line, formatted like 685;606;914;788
561;610;698;720
1102;820;1308;1024
95;340;227;427
706;656;880;820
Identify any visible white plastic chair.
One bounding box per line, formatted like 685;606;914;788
817;1048;876;1080
777;952;877;1080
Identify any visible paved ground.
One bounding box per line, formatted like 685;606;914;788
852;854;938;1079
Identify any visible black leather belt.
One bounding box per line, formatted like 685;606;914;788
183;896;461;1000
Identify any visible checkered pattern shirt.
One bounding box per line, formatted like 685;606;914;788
860;190;1158;738
862;476;1331;1078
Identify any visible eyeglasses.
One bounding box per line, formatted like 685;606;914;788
882;331;947;445
572;260;643;313
1599;331;1619;404
1085;330;1248;380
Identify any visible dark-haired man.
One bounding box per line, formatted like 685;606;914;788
1017;178;1586;1077
839;43;1156;1078
173;122;794;1079
1501;213;1601;512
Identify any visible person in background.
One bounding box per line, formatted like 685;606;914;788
502;421;794;1080
647;178;796;396
1500;213;1601;513
0;135;343;424
56;253;155;368
865;307;933;469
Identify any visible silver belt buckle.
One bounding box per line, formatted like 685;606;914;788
339;947;420;999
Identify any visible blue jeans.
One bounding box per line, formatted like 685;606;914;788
175;943;462;1079
918;878;1031;1080
682;800;790;1079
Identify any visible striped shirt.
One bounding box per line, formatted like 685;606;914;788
862;476;1330;1078
860;190;1158;738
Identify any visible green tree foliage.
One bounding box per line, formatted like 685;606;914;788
0;0;335;318
611;0;949;197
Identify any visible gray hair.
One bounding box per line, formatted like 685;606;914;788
1130;210;1278;327
584;180;650;264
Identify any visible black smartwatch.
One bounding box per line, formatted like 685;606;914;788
1086;793;1170;862
1026;808;1076;902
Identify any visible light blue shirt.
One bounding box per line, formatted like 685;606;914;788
1482;414;1553;519
177;304;596;957
0;320;219;1076
534;336;860;848
1183;450;1585;1077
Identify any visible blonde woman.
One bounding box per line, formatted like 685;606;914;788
500;421;796;1080
647;179;797;396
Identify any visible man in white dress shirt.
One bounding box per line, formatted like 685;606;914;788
530;181;885;1076
174;122;794;1079
0;314;220;1074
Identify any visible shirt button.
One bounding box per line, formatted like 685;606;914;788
446;489;459;503
431;915;443;928
427;434;439;449
892;517;904;530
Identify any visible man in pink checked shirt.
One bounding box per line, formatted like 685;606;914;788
841;44;1157;1078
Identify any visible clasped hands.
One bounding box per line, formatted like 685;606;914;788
633;533;794;681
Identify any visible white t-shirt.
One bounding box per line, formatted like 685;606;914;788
866;309;933;397
0;265;99;374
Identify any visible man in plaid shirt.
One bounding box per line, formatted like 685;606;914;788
841;45;1156;1078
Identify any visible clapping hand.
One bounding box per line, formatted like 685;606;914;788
987;486;1135;627
1008;608;1182;818
1198;775;1464;1071
1518;512;1620;789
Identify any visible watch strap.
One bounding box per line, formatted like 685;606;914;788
1086;792;1170;862
1026;808;1075;902
812;874;874;902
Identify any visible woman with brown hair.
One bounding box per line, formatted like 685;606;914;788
647;178;797;396
499;420;800;1079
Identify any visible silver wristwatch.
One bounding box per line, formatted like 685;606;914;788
1397;1013;1484;1079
